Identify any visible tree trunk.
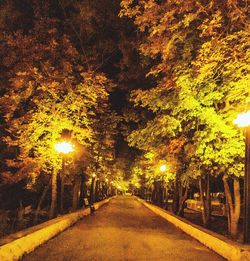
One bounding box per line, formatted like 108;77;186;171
49;169;57;219
160;180;164;207
223;175;241;238
199;175;211;227
152;183;157;203
16;201;25;231
172;178;180;214
206;173;211;224
177;185;188;217
79;176;87;208
72;176;81;211
199;177;206;226
156;181;161;206
165;188;169;210
233;178;241;236
100;182;104;200
95;179;100;202
33;182;50;224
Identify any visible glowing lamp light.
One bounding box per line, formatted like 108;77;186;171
117;185;122;189
160;164;167;172
92;174;96;178
54;141;74;154
105;178;109;182
234;111;250;127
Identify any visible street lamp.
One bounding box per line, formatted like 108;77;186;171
159;164;167;207
89;173;96;213
234;110;250;243
105;178;109;197
110;181;114;196
55;141;74;214
160;164;167;172
54;141;74;154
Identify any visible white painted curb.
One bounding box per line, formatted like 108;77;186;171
137;197;250;261
0;197;114;261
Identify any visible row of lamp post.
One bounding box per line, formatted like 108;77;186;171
153;110;250;243
156;109;250;243
53;111;250;243
54;140;114;214
148;112;249;243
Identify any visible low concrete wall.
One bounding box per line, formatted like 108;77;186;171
0;197;114;261
137;197;250;261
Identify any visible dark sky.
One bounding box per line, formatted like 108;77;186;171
109;89;128;113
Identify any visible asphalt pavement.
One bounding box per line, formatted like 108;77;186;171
22;196;224;261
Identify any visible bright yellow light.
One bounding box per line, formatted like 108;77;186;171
117;185;122;189
92;174;96;178
105;178;109;182
54;141;74;154
234;110;250;127
160;164;167;172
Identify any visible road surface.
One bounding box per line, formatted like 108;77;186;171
22;196;224;261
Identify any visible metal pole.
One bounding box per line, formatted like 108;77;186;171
244;127;250;243
89;176;95;213
60;156;65;214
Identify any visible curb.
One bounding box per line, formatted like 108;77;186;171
0;197;114;261
136;197;250;261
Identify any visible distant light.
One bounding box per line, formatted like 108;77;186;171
105;178;109;182
92;174;96;178
234;111;250;127
54;141;74;154
118;185;122;189
160;164;167;172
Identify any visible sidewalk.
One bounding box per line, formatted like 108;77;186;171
22;196;223;261
137;197;250;261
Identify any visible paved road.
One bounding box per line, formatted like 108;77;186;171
22;196;224;261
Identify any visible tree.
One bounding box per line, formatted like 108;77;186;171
0;11;115;218
120;0;250;237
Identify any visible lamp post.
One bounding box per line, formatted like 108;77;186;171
118;185;122;195
144;175;148;201
111;181;114;196
234;110;250;243
160;164;167;173
160;164;167;207
89;174;96;213
105;178;109;198
54;141;74;214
